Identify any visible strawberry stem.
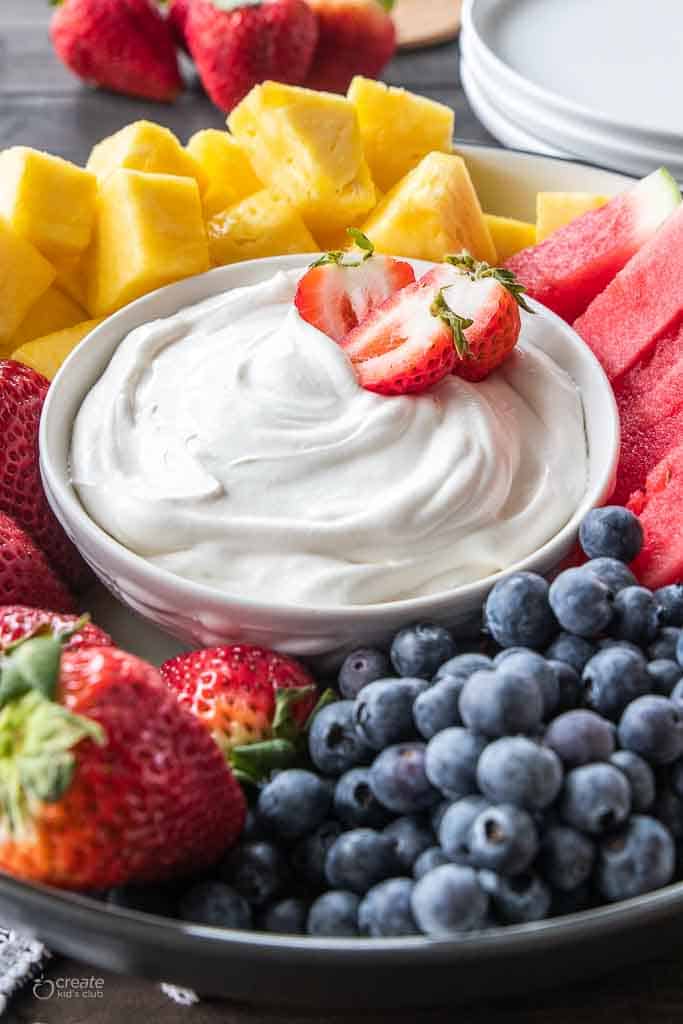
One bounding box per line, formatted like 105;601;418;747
229;738;298;784
430;288;474;358
444;250;535;314
272;686;316;744
309;229;375;270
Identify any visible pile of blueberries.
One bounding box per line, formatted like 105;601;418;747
117;507;683;938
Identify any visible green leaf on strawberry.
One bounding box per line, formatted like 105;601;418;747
444;250;535;314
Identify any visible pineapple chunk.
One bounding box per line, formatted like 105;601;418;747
0;218;55;344
85;170;210;318
87;121;206;191
484;214;536;262
10;286;87;348
11;319;103;381
187;130;261;220
347;77;454;193
0;147;97;261
208;190;318;266
537;192;609;242
53;254;90;311
229;81;376;237
361;153;496;264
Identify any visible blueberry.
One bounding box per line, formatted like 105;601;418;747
354;678;421;750
655;584;683;627
538;825;595;891
610;586;661;647
425;727;487;799
179;882;252;929
496;650;560;719
438;796;490;863
671;759;683;800
547;660;582;712
221;841;288;907
257;770;331;841
484;572;557;649
383;816;434;873
654;787;683;840
597;638;643;656
358;878;419;937
597;816;675;902
434;653;492;683
560;763;631;834
241;808;270;843
290;820;342;890
584;557;637;596
677;630;683;668
609;750;656;812
480;871;551;924
430;799;452;833
338;647;391;699
544;710;615;767
459;668;544;738
467;804;538;875
390;622;457;679
413;846;450;880
579;506;643;563
493;646;528;665
582;647;649;720
647;659;682;696
549;567;613;639
413;678;464;739
551;884;592;917
648;627;682;662
307;891;359;936
618;695;683;765
333;768;390;828
325;829;397;894
411;864;489;935
477;737;563;811
260;898;308;934
545;633;596;675
370;743;440;814
308;701;373;776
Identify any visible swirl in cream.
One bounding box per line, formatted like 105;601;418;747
71;267;587;606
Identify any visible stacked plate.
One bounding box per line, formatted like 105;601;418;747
460;0;683;180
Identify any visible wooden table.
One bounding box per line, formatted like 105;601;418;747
3;4;681;1022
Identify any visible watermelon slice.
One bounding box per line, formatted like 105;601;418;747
628;443;683;588
575;202;683;383
506;168;680;323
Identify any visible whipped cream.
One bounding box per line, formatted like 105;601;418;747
71;267;587;607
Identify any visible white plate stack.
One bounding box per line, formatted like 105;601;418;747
460;0;683;180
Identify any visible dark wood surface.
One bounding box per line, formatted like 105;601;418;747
2;3;679;1021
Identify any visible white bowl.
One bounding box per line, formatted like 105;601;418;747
40;245;619;661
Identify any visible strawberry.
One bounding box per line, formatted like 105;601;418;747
303;0;396;94
295;230;415;343
0;361;91;593
0;606;111;653
50;0;183;103
167;0;192;50
0;636;246;889
0;514;75;614
418;253;532;382
185;0;318;114
160;644;320;781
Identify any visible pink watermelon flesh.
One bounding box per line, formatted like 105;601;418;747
628;442;683;588
575;201;683;382
506;169;680;324
613;402;683;505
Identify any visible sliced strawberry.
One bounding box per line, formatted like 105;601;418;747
295;230;415;343
0;605;112;652
418;253;531;381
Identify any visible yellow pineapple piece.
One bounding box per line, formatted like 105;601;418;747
87;121;206;191
208;190;318;266
347;77;454;193
0;147;97;261
361;152;496;264
536;192;609;242
229;81;376;237
0;218;55;344
187;130;261;220
10;286;87;348
53;254;91;311
484;214;536;262
85;169;210;318
11;319;103;380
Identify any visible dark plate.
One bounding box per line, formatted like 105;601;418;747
2;871;683;1007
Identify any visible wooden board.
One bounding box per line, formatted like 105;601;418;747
394;0;462;50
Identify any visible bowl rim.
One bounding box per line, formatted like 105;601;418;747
40;254;619;626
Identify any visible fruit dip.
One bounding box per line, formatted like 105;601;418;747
70;266;588;607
